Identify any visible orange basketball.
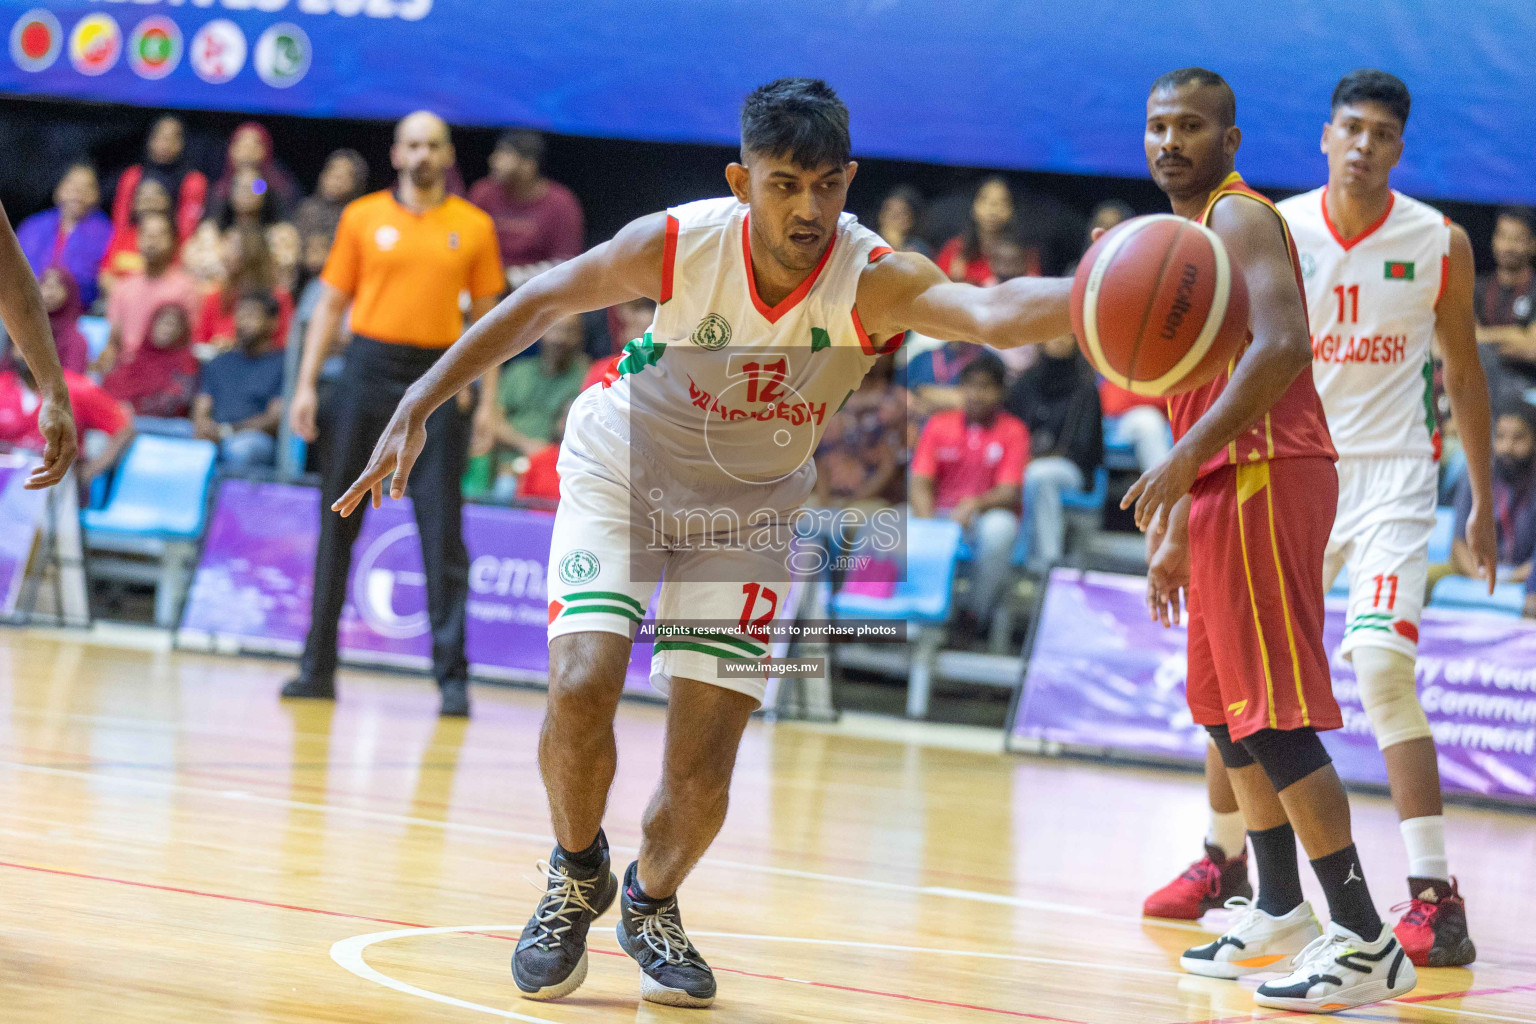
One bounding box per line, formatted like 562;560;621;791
1070;214;1249;397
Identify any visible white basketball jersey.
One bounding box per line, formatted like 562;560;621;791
1277;187;1448;459
587;197;895;493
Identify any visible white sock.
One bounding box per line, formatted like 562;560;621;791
1206;809;1247;861
1400;815;1450;881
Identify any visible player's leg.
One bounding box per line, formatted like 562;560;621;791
1342;482;1473;968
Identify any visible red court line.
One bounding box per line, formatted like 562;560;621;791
0;859;1089;1024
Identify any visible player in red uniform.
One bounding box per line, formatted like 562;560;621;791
1127;69;1415;1013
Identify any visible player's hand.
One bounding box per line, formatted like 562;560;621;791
289;383;319;443
1146;526;1190;628
1122;448;1199;534
1465;501;1499;596
25;388;77;490
331;401;427;517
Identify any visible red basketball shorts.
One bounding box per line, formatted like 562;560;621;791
1185;456;1341;741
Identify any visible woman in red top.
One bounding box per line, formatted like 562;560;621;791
195;225;292;350
936;176;1021;286
110;115;208;245
104;302;200;418
100;177;176;294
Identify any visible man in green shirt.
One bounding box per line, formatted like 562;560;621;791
494;315;589;454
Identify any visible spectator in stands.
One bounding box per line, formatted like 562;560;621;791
180;220;226;289
1100;380;1173;471
268;222;302;296
193;291;286;470
38;268;89;374
210;122;298;221
470;130;584;291
493;315;588;455
210;167;285;232
907;338;1002;415
104;302;199;421
16;164;113;309
813;352;905;508
876;185;931;257
1007;333;1103;570
0;343;133;488
111;115;208;244
1087;199;1135;250
585;298;656;390
294;149;369;243
911;358;1027;621
103;212;198;371
195;225;293;350
1476;207;1536;400
936;177;1019;285
1451;401;1536;617
99;177;175;295
517;398;571;504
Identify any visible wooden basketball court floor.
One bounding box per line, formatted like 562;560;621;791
0;628;1532;1023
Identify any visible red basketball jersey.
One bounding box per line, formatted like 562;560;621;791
1168;172;1336;477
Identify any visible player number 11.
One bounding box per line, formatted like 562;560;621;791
1371;573;1398;611
1333;284;1360;324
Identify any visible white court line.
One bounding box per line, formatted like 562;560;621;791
0;759;1207;933
1391;1005;1536;1024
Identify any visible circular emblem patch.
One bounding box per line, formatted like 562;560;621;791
69;13;121;77
374;224;400;251
190;19;245;84
1299;252;1317;280
11;9;62;73
690;313;732;351
558;549;601;586
128;16;181;80
255;22;309;88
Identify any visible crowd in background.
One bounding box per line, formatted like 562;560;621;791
2;112;1535;617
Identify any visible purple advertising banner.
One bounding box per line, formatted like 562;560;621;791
178;479;662;693
0;451;46;619
1012;569;1536;805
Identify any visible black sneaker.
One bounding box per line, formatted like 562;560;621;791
511;834;619;1001
1393;876;1476;968
615;861;716;1008
438;679;470;718
280;676;335;700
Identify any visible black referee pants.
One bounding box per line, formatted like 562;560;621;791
299;335;471;688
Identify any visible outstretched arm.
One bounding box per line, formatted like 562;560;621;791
1438;224;1498;594
855;251;1073;351
1122;196;1313;532
0;199;77;489
332;212;666;516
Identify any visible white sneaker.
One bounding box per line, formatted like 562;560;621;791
1179;898;1323;979
1254;921;1417;1013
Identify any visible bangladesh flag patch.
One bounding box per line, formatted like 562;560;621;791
1385;260;1415;280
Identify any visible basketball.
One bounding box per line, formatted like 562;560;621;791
1072;214;1250;397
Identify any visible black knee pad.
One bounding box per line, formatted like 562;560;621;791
1206;724;1256;769
1240;727;1333;792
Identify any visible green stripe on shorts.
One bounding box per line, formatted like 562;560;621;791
561;590;646;614
560;603;643;622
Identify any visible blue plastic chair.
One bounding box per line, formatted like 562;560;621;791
82;436;218;626
1428;507;1456;565
1061;465;1109;513
1429;576;1526;616
77;315;111;364
831;517;964;716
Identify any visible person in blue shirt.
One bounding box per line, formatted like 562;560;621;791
192;290;285;471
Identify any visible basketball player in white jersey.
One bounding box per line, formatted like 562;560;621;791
1146;70;1497;969
332;79;1076;1007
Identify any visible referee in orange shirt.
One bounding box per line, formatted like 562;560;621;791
286;111;503;717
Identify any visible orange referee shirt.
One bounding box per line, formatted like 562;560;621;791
322;190;503;348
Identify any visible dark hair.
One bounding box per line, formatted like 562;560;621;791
59;161;99;187
1331;69;1411;127
236;287;280;318
1496;206;1536;236
959;354;1006;388
148;300;191;340
1499;398;1536;439
1150;67;1236;127
496;129;546;166
962;175;1017;263
740;77;851;169
326;148;370;194
883;184;924;216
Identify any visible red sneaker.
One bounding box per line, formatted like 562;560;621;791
1143;843;1253;920
1393;877;1476;968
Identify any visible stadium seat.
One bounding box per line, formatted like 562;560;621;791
831;516;963;717
1102;416;1147;471
1428;506;1456;564
76;315;111;364
1429;575;1527;616
82;435;218;628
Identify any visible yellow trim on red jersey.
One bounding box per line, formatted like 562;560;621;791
1234;462;1279;730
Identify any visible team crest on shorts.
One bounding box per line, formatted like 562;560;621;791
690;313;732;350
558;549;601;585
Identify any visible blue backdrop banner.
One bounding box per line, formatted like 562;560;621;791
4;1;1534;203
